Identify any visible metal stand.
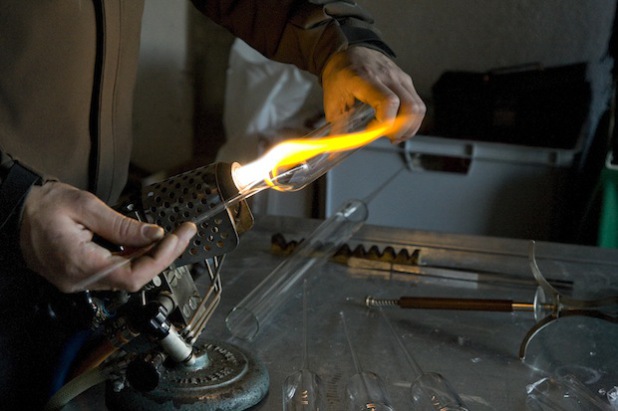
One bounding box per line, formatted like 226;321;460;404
102;163;268;410
105;340;269;411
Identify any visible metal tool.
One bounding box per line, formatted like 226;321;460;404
365;241;618;360
271;237;574;292
366;295;538;313
521;241;618;359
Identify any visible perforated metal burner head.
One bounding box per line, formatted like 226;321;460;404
140;162;253;267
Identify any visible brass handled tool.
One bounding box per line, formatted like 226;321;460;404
365;242;618;360
365;295;537;312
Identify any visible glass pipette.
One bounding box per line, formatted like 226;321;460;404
341;311;395;411
379;309;469;411
282;280;328;410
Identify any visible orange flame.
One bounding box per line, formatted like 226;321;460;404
233;115;409;191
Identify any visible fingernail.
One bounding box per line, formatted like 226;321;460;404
143;225;164;241
183;223;198;240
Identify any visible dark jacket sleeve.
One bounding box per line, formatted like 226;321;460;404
0;148;43;256
190;0;395;77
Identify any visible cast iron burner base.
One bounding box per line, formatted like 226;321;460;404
105;340;269;411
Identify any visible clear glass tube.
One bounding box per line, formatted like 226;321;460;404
283;369;328;411
225;199;368;341
232;103;377;193
345;372;395;411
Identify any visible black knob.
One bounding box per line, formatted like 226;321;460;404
126;353;165;392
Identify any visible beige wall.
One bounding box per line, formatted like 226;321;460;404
131;0;194;174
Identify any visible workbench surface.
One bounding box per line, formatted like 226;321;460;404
68;215;618;410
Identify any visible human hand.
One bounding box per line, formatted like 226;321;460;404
19;181;196;293
321;46;426;143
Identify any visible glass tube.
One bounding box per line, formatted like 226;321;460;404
346;372;395;411
283;369;328;411
226;199;368;341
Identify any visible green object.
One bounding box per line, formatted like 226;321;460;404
599;160;618;248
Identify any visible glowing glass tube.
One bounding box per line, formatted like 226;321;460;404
226;199;368;341
232;103;377;193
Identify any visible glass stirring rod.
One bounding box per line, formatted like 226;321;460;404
282;280;328;410
379;309;469;411
341;311;395;411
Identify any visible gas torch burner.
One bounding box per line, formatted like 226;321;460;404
51;162;268;411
